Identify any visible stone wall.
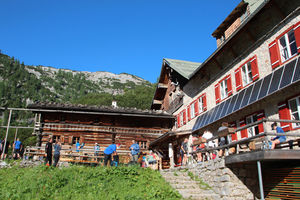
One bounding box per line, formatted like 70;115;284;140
186;158;260;200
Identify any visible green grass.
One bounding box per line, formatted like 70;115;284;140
0;164;182;200
187;171;212;190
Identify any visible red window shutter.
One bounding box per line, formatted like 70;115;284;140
278;101;291;132
226;75;233;96
235;68;242;91
294;21;300;54
194;100;199;116
203;94;207;111
239;118;248;138
215;84;220;104
183;110;186;125
177;114;180;128
250;55;259;81
187;105;191;121
229;122;237;142
257;110;265;134
269;40;280;69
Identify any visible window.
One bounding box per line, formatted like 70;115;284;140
235;55;259;91
240;111;265;139
240;9;248;23
180;112;184;126
191;102;195;119
187;93;207;121
220;79;228;100
246;115;259;138
73;137;80;144
242;61;252;86
215;75;232;104
176;110;186;128
94;117;99;124
279;30;297;62
60;114;66;122
288;97;300;128
53;135;60;142
269;21;300;69
138;141;147;149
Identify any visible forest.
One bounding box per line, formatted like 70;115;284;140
0;53;157;149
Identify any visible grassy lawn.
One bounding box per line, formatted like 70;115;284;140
0;164;181;200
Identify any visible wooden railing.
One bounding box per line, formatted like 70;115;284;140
190;118;300;157
41;123;164;135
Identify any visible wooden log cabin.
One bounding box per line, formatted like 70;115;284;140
27;101;174;151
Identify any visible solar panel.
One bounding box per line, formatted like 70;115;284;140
198;112;207;128
192;114;203;131
240;84;254;108
233;89;246;112
268;67;284;95
213;101;225;122
292;57;300;83
202;108;214;127
257;74;272;100
280;58;297;88
220;98;231;119
226;94;238;115
248;79;262;104
206;107;217;125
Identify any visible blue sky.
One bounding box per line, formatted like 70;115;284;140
1;0;240;83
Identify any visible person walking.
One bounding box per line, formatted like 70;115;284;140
130;139;140;164
13;138;22;159
53;140;61;167
45;137;53;166
181;138;188;166
103;143;121;166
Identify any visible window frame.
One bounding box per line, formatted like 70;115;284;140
288;96;300;129
215;75;232;104
269;21;300;69
278;30;298;63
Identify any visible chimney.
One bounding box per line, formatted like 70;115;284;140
112;95;117;108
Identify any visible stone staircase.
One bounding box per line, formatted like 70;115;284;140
160;167;219;199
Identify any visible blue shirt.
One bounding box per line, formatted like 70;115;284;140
130;143;140;155
14;141;22;149
76;142;80;152
94;145;100;154
54;144;61;155
273;127;286;141
104;144;116;155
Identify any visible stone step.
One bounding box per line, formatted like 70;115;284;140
162;175;192;181
168;179;200;185
170;184;200;190
177;188;206;195
181;193;218;200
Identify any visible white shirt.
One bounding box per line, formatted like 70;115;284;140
202;131;213;147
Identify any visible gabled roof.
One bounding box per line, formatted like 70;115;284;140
164;58;201;80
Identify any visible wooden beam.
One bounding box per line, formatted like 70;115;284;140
153;100;162;105
271;1;285;20
228;45;237;58
201;69;209;81
158;83;168;89
246;28;255;43
214;59;222;70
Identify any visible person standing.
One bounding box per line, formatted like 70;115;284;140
202;129;213;160
13;138;22;159
53;140;61;167
1;139;10;160
130;139;140;164
76;141;80;153
103;143;121;166
181;138;188;166
270;122;286;149
94;143;100;161
45;138;53;166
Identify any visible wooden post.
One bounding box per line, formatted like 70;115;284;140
14;128;18;143
1;109;12;160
